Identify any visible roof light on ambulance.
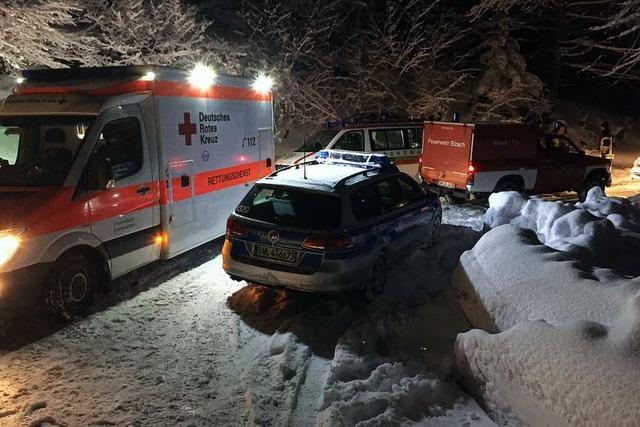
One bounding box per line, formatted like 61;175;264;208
141;71;156;81
252;72;274;94
188;63;216;89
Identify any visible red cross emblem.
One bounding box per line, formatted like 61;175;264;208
178;112;197;146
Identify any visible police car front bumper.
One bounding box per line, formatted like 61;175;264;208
222;240;370;293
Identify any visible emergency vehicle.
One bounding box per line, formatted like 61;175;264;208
276;122;423;179
419;122;611;201
223;150;441;298
0;65;274;318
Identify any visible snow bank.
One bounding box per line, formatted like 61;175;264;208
454;224;640;331
484;189;640;273
456;292;640;426
454;190;640;425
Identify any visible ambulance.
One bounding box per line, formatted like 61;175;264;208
0;65;274;318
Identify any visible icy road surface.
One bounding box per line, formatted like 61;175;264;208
0;203;494;426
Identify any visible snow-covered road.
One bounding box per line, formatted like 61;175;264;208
0;204;495;426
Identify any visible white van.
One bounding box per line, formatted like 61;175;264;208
276;123;423;179
0;65;274;318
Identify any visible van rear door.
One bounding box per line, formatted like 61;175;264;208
421;123;473;191
258;127;274;178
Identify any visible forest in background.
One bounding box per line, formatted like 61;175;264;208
2;0;640;135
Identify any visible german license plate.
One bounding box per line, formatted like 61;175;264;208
437;180;456;189
255;245;298;264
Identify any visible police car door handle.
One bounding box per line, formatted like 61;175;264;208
137;186;151;195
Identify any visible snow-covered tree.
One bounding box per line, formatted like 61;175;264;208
470;16;549;121
0;0;91;74
241;0;467;130
82;0;240;72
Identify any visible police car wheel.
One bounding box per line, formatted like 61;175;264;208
365;255;387;300
47;252;97;320
427;207;442;248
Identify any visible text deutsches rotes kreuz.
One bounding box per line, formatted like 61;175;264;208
199;112;231;145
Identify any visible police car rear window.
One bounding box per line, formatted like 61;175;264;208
237;186;341;229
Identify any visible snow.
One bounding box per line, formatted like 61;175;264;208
454;190;640;425
484;189;640;273
454;223;640;331
456;295;640;426
0;201;497;426
0;75;13;102
317;298;495;426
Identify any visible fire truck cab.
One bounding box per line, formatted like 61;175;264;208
0;66;274;318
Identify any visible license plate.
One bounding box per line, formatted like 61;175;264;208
436;180;456;189
255;245;298;264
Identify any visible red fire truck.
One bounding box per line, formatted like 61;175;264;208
419;122;611;201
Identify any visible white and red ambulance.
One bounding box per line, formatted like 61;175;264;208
0;65;274;318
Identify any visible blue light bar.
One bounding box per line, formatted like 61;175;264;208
315;150;395;169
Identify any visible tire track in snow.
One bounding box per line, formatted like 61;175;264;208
287;355;332;426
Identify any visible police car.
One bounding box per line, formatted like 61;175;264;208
222;150;442;298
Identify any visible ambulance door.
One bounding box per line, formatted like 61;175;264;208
258;127;274;177
166;159;196;227
85;111;160;277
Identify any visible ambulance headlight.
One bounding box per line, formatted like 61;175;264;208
188;64;216;89
0;231;21;266
16;77;25;85
252;73;274;94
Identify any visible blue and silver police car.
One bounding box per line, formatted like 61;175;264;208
222;150;442;298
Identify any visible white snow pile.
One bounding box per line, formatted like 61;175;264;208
317;301;495;426
484;188;640;271
454;224;640;331
453;190;640;426
456;292;640;427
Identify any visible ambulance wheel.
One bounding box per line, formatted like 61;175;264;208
364;255;387;301
46;251;98;320
578;178;604;202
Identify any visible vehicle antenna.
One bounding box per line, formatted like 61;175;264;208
303;139;308;179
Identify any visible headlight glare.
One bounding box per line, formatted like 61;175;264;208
0;234;20;266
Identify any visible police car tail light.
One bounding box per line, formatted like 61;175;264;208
226;217;247;239
466;164;476;185
303;234;353;251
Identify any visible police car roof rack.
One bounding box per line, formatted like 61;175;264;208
316;150;395;168
315;150;398;188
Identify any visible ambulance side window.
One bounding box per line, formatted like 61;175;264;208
96;117;143;181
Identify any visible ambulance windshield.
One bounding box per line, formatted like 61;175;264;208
295;130;339;152
0;116;94;187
